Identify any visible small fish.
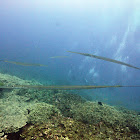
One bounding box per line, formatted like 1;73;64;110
67;51;140;70
3;60;48;67
50;56;69;58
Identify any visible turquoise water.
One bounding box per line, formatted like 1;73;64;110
0;0;140;111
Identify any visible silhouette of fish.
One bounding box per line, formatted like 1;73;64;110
50;56;69;58
67;51;140;70
0;85;140;90
2;60;48;67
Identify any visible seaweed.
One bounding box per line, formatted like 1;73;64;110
67;51;140;70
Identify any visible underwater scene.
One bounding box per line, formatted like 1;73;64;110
0;0;140;139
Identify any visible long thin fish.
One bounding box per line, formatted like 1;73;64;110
2;60;48;67
50;56;69;58
0;85;140;90
67;51;140;70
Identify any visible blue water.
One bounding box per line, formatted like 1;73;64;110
0;0;140;110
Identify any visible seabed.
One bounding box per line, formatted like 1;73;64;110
0;73;140;140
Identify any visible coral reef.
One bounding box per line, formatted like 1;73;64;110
50;93;86;117
0;73;140;140
0;93;28;134
26;103;61;124
20;115;140;140
70;102;140;133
